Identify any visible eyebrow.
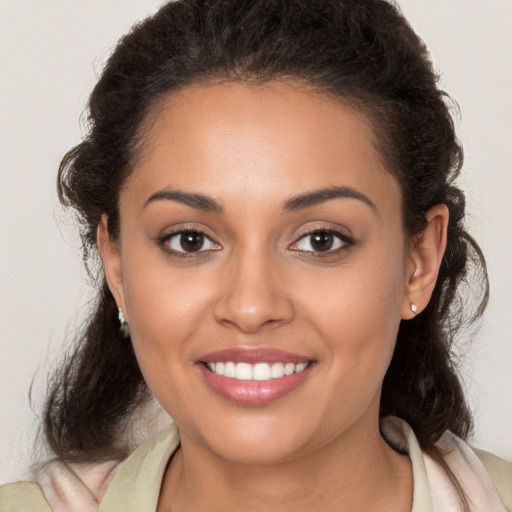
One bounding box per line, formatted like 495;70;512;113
143;185;375;214
144;189;224;213
283;186;376;212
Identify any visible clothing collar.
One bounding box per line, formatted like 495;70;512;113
99;422;179;511
100;417;435;512
99;416;506;512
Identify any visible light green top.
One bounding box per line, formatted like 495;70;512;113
1;419;510;511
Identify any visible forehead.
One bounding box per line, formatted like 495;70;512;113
124;81;401;215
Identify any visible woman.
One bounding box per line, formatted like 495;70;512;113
1;0;510;510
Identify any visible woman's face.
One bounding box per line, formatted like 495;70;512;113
107;82;415;464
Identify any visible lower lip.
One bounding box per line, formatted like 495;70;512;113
198;364;313;405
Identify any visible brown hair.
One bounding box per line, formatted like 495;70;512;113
46;0;488;508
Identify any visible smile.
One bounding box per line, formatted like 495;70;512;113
205;361;309;381
197;348;314;405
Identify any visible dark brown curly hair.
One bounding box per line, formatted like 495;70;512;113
45;0;488;508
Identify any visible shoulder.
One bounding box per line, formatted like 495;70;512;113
428;430;512;512
0;422;179;512
0;459;121;512
473;447;512;512
0;481;52;512
36;458;121;512
381;416;511;511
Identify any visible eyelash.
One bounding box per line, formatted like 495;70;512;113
289;227;354;257
157;228;220;259
157;227;354;259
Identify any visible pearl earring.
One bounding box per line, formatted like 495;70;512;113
411;304;418;314
118;308;130;337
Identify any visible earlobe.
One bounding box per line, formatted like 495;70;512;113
97;215;127;317
401;204;449;319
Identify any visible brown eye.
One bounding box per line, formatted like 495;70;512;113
310;231;334;251
290;229;353;254
180;232;204;252
164;230;220;254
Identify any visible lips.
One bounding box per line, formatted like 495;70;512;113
197;347;314;405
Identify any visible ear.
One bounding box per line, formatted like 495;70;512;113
401;204;449;319
97;215;127;319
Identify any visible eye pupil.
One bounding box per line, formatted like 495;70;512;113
180;233;204;252
311;231;333;251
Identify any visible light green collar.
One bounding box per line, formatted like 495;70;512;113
99;417;433;512
99;423;180;511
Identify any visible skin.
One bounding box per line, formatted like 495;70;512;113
98;81;448;511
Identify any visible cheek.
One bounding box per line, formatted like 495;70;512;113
120;252;216;389
122;236;213;331
303;242;406;378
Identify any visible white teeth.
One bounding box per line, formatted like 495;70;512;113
295;362;308;372
235;362;253;380
271;362;285;378
224;361;236;378
284;362;295;376
206;361;309;381
253;363;271;381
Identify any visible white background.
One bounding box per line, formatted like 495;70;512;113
0;0;511;483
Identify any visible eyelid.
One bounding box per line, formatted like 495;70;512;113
158;226;221;257
288;227;354;254
156;224;354;259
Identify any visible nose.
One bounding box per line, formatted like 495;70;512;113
213;247;295;334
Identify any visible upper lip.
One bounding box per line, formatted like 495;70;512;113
198;347;311;364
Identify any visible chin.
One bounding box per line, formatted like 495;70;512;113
186;409;322;466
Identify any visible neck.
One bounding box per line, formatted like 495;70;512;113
158;415;413;512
